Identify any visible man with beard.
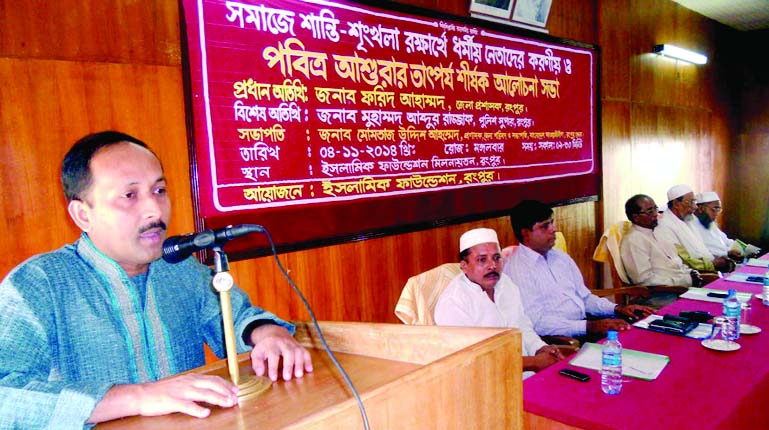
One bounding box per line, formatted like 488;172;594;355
434;228;563;375
0;131;312;429
687;191;760;261
656;184;734;272
503;200;654;342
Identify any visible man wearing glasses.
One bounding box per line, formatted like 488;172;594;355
621;194;705;288
687;191;760;261
656;184;735;273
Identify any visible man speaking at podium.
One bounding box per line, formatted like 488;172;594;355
0;131;312;429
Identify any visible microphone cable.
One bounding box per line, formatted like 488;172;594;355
260;227;371;430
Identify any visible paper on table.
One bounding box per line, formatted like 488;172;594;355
732;240;761;257
733;239;761;257
569;342;669;381
680;288;752;303
633;314;714;339
724;272;765;285
745;258;769;268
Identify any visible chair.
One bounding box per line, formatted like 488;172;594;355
394;259;580;351
394;263;461;326
593;221;688;307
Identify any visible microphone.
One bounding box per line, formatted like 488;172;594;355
162;224;264;263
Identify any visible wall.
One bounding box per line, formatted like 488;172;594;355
0;0;744;330
724;29;769;251
597;0;733;229
0;1;194;272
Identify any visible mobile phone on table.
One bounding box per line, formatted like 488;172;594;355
558;368;590;382
707;292;728;298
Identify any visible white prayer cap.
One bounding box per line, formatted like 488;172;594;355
697;191;720;204
667;184;694;202
459;228;500;253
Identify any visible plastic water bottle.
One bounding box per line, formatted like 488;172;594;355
722;289;741;341
762;270;769;306
601;330;622;395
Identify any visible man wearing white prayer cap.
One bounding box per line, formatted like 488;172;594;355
666;184;695;203
434;227;564;375
655;184;734;272
688;191;760;260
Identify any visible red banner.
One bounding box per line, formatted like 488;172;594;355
181;0;598;253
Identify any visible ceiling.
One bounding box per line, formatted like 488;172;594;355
671;0;769;31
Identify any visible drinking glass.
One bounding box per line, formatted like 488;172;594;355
719;316;739;346
707;316;723;340
741;303;751;327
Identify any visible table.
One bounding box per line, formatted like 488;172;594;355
524;261;769;430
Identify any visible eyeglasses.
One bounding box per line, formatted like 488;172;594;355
681;198;697;206
637;207;659;216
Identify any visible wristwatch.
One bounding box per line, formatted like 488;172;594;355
690;270;703;288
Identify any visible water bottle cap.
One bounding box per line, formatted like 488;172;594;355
607;330;618;340
728;289;736;296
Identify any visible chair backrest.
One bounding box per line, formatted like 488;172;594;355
593;221;633;285
394;263;461;325
554;231;568;254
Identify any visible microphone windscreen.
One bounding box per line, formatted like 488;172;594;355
162;235;190;264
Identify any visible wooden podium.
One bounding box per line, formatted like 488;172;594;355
96;321;523;429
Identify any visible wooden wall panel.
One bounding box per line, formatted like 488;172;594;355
725;136;769;248
625;105;719;215
0;0;181;64
409;0;468;16
598;0;631;101
598;101;632;229
594;0;737;286
546;0;596;43
629;0;713;109
552;202;598;289
0;57;193;276
724;30;769;249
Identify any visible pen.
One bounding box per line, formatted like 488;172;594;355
626;365;650;377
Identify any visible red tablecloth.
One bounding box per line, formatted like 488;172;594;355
524;263;769;430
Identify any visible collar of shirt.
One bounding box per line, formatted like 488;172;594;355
516;243;557;265
662;211;693;228
631;224;654;235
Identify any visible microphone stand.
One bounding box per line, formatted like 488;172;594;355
211;246;271;400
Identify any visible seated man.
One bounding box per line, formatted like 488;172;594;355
0;131;312;428
656;184;734;272
687;191;760;261
502;200;654;341
434;228;564;375
621;194;705;288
